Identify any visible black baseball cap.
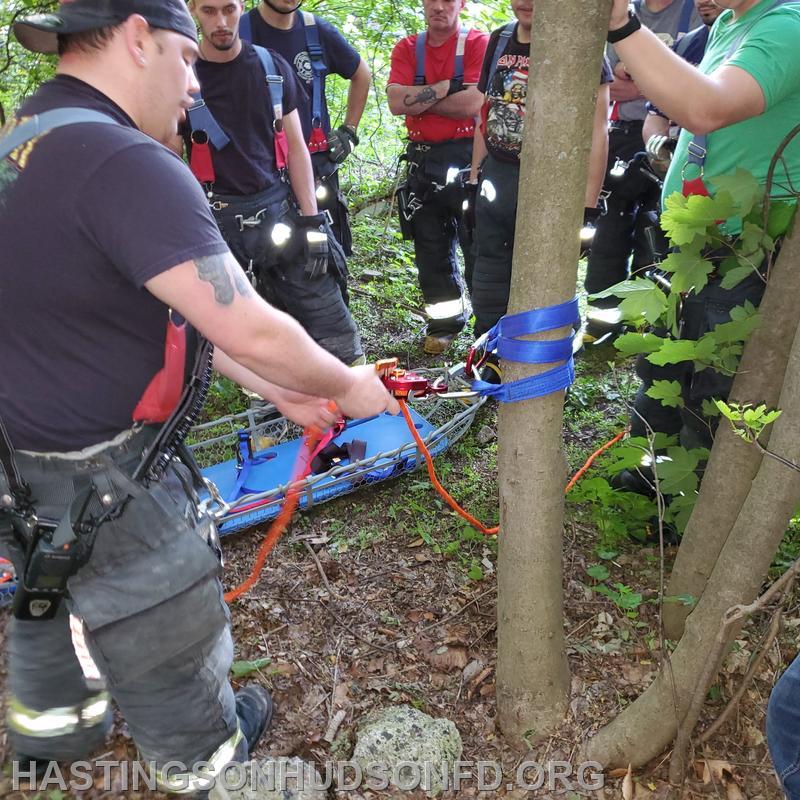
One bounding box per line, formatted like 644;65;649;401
14;0;198;55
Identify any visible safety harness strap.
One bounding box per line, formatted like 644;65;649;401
413;25;469;86
187;45;286;182
485;22;516;95
0;108;116;161
0;108;118;509
302;12;327;134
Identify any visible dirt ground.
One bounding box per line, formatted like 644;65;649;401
0;410;791;798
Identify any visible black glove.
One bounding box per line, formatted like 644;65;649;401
447;78;466;96
326;124;359;165
579;206;602;259
295;212;329;279
463;181;478;239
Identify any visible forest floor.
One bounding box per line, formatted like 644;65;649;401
0;214;794;800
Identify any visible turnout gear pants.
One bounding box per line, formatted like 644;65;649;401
1;430;245;794
403;140;474;337
471;155;519;338
585;121;661;300
631;268;766;449
212;185;363;365
312;152;353;258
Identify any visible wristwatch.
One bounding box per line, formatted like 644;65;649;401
607;10;642;44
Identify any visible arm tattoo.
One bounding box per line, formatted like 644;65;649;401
403;86;437;108
195;254;235;305
231;263;254;297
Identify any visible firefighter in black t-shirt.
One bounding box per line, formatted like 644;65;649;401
0;0;397;793
184;0;365;367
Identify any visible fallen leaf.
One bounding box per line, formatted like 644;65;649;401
414;553;431;563
726;783;746;800
408;538;425;548
230;657;270;678
622;764;634;800
430;672;449;688
462;659;485;683
608;768;629;779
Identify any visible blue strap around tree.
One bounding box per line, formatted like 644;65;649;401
472;297;580;403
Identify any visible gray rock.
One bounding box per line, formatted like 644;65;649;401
208;758;326;800
477;426;496;445
352;704;462;796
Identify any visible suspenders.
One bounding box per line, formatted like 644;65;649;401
186;44;288;189
240;9;330;151
484;22;516;94
413;25;469;86
682;0;792;196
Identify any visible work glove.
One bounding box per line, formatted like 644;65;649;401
326;124;359;165
295;212;330;279
645;134;676;177
579;206;602;259
463;181;479;239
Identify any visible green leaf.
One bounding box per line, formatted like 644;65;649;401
661;191;736;245
618;282;668;325
705;307;760;345
663;250;714;295
467;563;484;581
230;657;271;678
647;336;716;366
767;200;796;239
663;593;696;607
666;291;681;336
645;379;684;408
710;169;763;218
596;549;619;560
614;332;665;356
589;277;655;301
739;222;764;256
656;446;705;495
701;398;721;418
720;265;755;290
601;444;650;475
586;564;610;581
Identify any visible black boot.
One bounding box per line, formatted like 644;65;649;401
234;685;274;755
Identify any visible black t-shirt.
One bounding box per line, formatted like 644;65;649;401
245;10;360;143
191;43;303;196
478;24;614;163
0;75;228;451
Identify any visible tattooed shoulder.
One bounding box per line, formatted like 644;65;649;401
195;253;252;304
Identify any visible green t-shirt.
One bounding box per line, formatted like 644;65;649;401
662;0;800;225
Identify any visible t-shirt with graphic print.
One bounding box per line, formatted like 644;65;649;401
477;23;613;164
245;9;360;143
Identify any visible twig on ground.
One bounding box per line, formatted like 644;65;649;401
304;541;337;598
323;709;347;743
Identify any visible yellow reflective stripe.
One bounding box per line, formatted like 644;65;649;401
8;692;109;738
155;725;243;794
425;299;463;320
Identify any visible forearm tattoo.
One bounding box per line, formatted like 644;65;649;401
403;86;437;108
195;254;251;305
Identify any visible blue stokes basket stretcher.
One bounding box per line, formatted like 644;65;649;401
190;366;485;535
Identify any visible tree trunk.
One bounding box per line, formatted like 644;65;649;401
663;223;800;640
584;275;800;767
495;0;611;745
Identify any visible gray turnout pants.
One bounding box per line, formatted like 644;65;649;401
2;429;243;793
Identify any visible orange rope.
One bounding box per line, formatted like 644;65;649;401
224;421;328;604
399;399;499;535
564;428;628;494
398;398;627;536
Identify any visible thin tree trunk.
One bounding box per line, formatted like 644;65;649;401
663;223;800;640
495;0;610;745
584;285;800;768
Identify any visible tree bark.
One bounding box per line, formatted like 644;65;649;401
584;272;800;767
495;0;611;745
663;222;800;640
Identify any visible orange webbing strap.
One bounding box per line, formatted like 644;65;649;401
398;399;499;536
224;405;337;604
398;398;627;536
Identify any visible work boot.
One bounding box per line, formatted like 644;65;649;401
235;685;274;756
423;333;455;355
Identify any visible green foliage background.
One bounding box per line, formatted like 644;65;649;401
0;0;508;195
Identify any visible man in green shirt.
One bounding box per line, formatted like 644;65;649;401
605;0;800;454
